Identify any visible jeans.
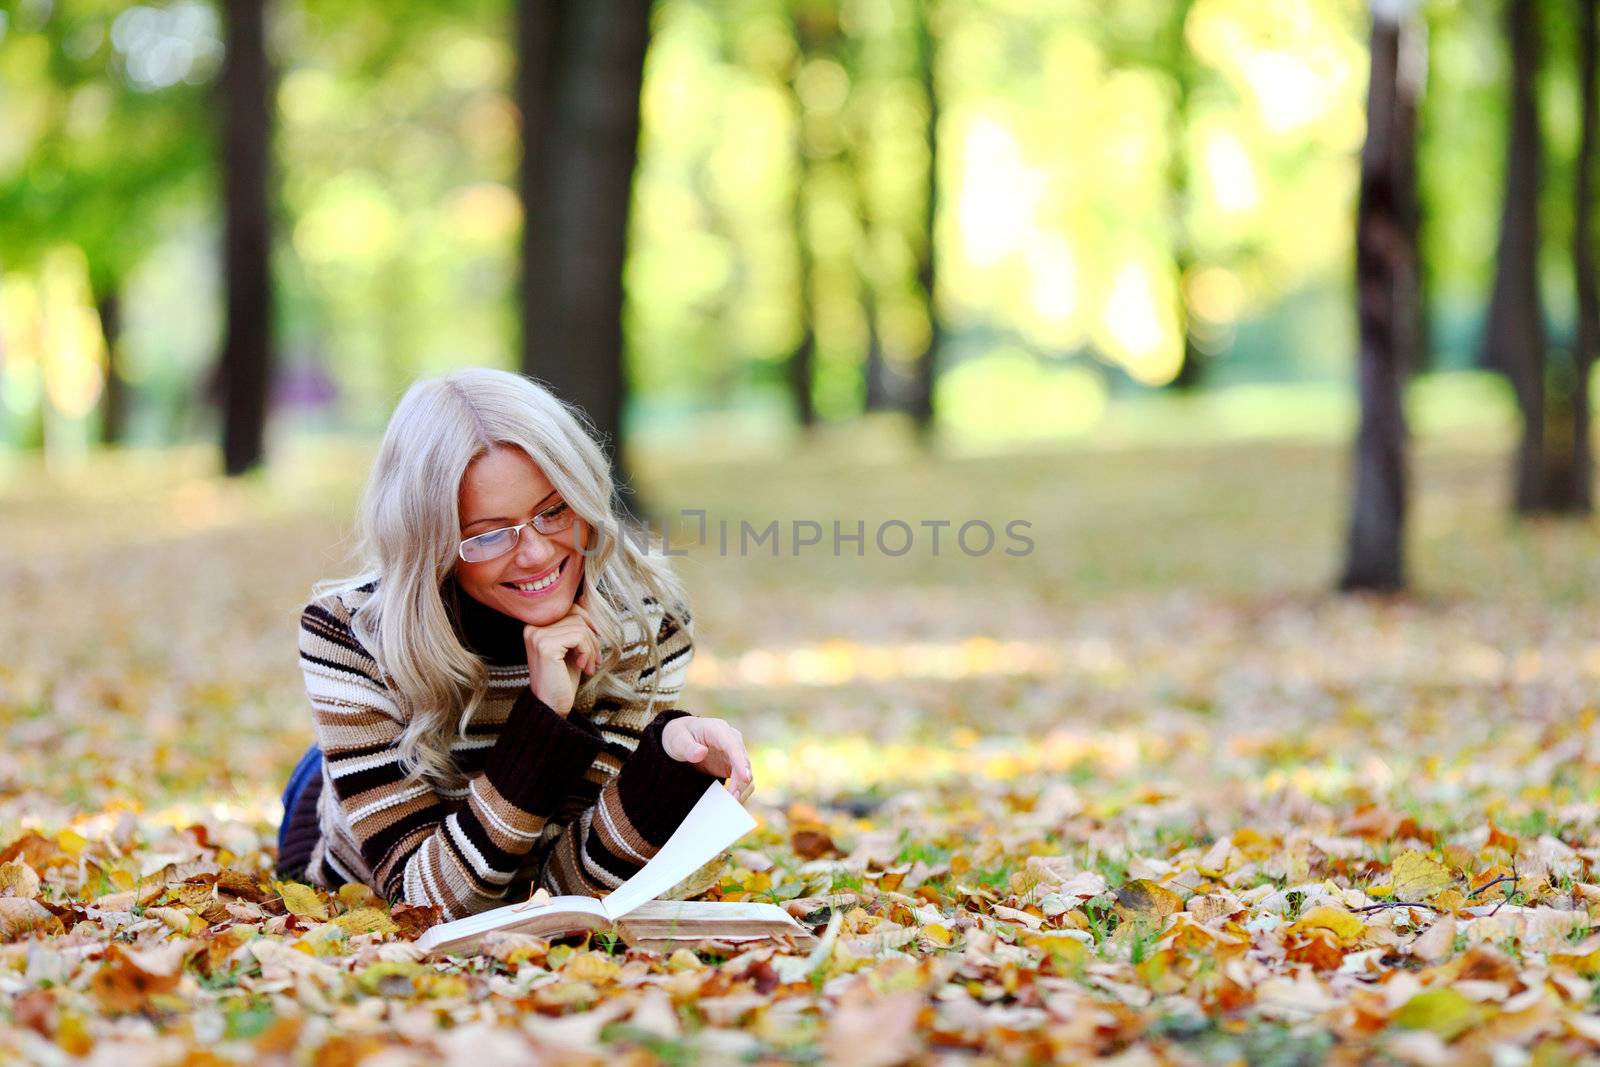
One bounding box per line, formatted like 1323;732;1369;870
277;742;323;857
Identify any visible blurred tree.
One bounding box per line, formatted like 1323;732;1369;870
1341;0;1422;592
785;0;839;430
1571;0;1599;512
518;0;651;515
0;1;215;446
216;0;277;475
843;14;890;414
1160;0;1206;391
1481;0;1590;512
905;0;938;436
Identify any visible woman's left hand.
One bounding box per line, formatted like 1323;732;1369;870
661;716;753;802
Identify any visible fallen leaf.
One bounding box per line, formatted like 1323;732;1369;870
1392;851;1454;901
274;880;330;922
0;861;41;899
823;992;923;1067
1393;988;1486;1041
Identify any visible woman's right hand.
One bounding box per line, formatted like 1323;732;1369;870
522;594;601;716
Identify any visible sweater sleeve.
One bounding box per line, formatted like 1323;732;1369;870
535;606;720;896
298;600;604;919
536;708;718;896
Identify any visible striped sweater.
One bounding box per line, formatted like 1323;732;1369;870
292;577;716;920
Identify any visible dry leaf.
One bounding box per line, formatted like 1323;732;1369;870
1391;851;1454;901
0;860;41;899
274;880;330;922
0;896;61;941
823;993;923;1067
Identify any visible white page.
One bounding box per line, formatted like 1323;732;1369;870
600;780;755;921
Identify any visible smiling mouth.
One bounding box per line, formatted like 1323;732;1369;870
501;557;566;594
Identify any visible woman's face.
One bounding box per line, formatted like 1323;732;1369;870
453;444;589;626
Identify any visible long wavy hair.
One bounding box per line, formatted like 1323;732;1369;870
315;368;693;787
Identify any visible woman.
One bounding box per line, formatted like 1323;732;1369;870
275;368;753;921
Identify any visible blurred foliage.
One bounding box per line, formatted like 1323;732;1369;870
0;0;1569;454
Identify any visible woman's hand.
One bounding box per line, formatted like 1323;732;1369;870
522;591;601;716
662;716;753;802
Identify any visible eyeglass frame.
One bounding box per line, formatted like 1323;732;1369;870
457;498;578;563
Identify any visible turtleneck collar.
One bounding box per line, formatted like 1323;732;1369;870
442;574;528;667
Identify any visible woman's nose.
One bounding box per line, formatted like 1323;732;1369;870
513;526;562;571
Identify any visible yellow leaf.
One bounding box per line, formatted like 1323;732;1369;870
0;861;41;899
920;923;955;946
337;883;379;911
561;949;621;983
274;881;330;922
668;948;702;972
356;960;425;997
1393;988;1486;1040
1020;931;1089;964
1115;879;1184;922
1391;850;1454;901
333;907;399;938
55;830;87;856
1289;906;1366;945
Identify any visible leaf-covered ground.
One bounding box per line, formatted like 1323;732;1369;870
5;428;1600;1065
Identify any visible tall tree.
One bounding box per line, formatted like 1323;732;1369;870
785;3;837;431
1481;0;1592;512
1161;0;1207;391
518;0;651;517
1483;0;1557;512
906;0;940;438
216;0;277;476
1341;0;1423;592
1571;0;1600;512
0;1;212;448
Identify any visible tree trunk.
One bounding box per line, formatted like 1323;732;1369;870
788;145;818;429
1484;0;1549;512
216;0;276;476
97;287;128;445
906;0;940;438
1565;0;1598;511
1340;3;1421;593
516;0;563;378
852;141;893;412
519;0;650;520
1163;0;1205;392
785;10;825;431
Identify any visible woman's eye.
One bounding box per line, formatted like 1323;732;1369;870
475;529;512;547
545;504;569;518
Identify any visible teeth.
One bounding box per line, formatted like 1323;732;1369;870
512;564;561;592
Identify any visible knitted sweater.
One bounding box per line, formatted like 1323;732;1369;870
292;576;715;920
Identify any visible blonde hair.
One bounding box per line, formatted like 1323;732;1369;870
316;368;693;787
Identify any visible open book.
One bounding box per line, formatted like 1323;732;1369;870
416;781;816;955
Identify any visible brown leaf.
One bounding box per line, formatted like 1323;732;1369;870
1411;916;1457;963
0;897;62;941
0;833;58;869
823;992;923;1067
90;942;186;1013
390;902;442;940
792;828;841;861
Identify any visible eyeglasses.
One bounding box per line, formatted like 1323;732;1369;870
458;500;577;563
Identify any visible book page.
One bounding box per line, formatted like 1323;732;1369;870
416;895;607;953
600;780;756;920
